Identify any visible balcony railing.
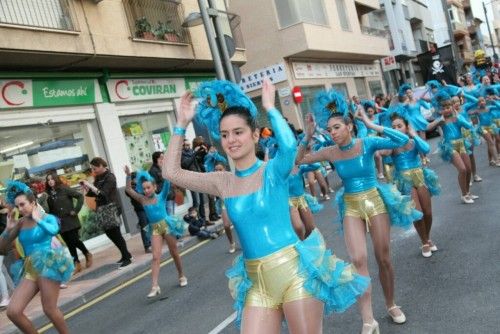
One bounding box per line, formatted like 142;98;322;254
0;0;77;31
123;0;190;44
361;25;388;39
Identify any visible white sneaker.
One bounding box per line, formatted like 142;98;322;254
229;242;236;254
461;195;474;204
179;276;188;287
473;175;483;182
467;193;479;200
0;299;10;308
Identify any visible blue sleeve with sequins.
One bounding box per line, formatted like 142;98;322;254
412;135;430;155
38;214;60;236
267;108;297;180
364;127;409;153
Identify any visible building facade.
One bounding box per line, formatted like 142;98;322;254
0;0;246;246
231;0;389;130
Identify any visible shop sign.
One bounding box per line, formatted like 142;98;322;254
0;79;97;109
292;62;380;79
107;78;185;102
381;56;398;72
239;63;288;93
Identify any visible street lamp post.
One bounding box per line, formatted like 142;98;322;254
483;0;499;61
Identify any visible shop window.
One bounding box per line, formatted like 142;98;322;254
0;120;104;241
300;85;325;120
119;113;190;211
354;78;369;99
331;83;349;98
368;80;384;97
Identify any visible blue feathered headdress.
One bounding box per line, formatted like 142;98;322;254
312;89;348;129
134;170;155;194
398;83;412;97
6;180;32;206
195;80;257;141
433;90;452;108
426;80;442;90
361;100;376;111
484;87;496;96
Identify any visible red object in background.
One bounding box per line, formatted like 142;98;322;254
292;86;303;104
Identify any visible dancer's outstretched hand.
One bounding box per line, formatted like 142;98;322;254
262;79;276;111
177;91;196;127
305;113;315;140
124;165;131;176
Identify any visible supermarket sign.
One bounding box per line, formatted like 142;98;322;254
107;78;186;102
0;79;99;109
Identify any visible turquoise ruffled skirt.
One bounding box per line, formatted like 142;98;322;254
225;229;369;328
335;183;423;231
394;167;441;196
166;215;187;238
304;193;324;213
30;247;74;283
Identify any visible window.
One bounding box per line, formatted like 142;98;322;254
368;81;384;97
299;86;325;120
335;0;350;31
354;78;368;99
331;83;349;98
0;0;76;31
274;0;327;28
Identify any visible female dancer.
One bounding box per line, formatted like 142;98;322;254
124;168;187;297
46;172;92;273
427;91;477;203
398;84;432;138
297;89;422;333
164;79;369;333
0;181;73;334
389;114;441;257
214;161;236;254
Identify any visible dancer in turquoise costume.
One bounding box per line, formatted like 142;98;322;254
0;181;73;334
398;84;432;135
297;89;422;333
427;91;478;203
288;162;324;240
124;168;187;297
164;79;369;333
389;114;441;258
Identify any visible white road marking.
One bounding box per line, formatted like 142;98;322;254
208;311;237;334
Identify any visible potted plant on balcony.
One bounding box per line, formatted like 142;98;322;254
135;17;155;40
154;21;180;43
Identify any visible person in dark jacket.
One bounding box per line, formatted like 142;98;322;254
46;172;92;273
149;151;175;215
183;208;218;240
125;172;151;253
81;157;132;269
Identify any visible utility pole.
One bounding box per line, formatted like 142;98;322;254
483;1;499;61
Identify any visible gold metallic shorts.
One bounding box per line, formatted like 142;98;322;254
151;220;169;236
24;257;38;281
383;163;394;183
481;125;495;136
401;168;426;189
344;188;387;231
462;129;472;139
495;119;500;128
245;246;311;309
451;139;467;155
289;196;308;210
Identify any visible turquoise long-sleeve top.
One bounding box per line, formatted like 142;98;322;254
143;181;170;224
165;108;300;259
478;107;495;126
393;135;430;171
400;100;431;131
298;128;409;194
18;214;59;256
288;163;322;197
441;115;472;141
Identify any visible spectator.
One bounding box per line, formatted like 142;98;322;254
45;172;92;274
183;208;218;240
125;172;151;253
149;151;175;215
81;157;133;269
192;137;219;222
0;197;10;308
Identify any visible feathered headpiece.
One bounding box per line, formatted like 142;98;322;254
433;90;452;108
195;80;257;141
204;151;228;172
398;83;412;97
361;100;376;112
134;170;155;194
426;80;442;90
484;87;496;96
6;180;32;206
312;89;348;129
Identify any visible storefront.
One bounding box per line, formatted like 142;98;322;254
0;74;213;247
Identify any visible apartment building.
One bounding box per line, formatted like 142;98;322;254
0;0;246;243
231;0;390;129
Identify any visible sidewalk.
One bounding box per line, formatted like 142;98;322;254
0;221;224;334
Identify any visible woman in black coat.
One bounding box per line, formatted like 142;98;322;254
46;172;92;273
81;157;132;269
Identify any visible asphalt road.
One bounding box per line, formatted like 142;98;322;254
45;142;499;334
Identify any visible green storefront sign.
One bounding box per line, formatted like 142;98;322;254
33;79;96;107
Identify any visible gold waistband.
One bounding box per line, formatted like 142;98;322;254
245;245;297;272
343;187;380;201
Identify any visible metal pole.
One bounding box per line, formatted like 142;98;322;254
207;0;236;82
198;0;225;80
483;1;499;61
